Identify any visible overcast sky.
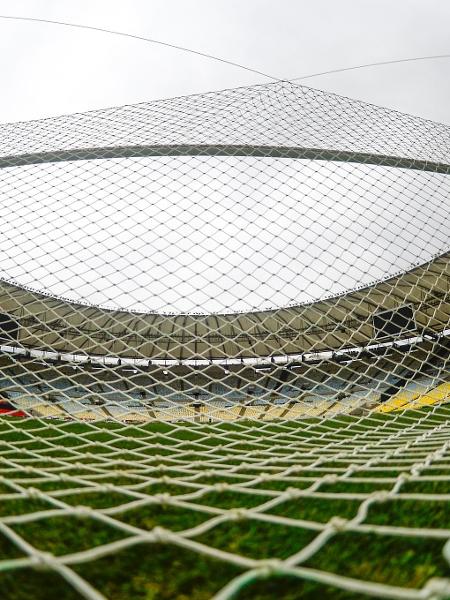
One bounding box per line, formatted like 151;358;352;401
0;0;449;124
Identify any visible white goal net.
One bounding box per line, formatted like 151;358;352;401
0;81;448;599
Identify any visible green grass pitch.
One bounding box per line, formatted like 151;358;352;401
0;407;448;599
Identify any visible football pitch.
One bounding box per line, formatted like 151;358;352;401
0;406;448;600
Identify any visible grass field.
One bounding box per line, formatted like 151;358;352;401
0;405;449;599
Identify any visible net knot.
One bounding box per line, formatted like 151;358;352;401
257;559;282;577
155;493;171;505
26;487;43;499
75;505;93;518
101;483;116;492
152;526;169;543
214;483;229;492
228;508;248;521
411;464;424;477
286;486;303;499
328;516;348;532
322;474;338;484
370;490;390;503
433;449;445;460
33;551;56;571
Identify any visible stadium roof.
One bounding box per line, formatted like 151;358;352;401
0;81;448;358
0;252;447;360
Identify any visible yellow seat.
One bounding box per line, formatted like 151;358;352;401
375;381;450;413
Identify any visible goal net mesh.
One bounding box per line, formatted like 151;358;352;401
0;81;448;599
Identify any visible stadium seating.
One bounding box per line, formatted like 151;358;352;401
0;338;448;423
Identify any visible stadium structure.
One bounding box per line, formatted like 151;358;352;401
0;81;448;599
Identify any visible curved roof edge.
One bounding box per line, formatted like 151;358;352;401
0;251;447;360
0;144;449;174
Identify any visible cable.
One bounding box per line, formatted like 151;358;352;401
0;13;449;86
0;14;277;81
291;54;450;81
